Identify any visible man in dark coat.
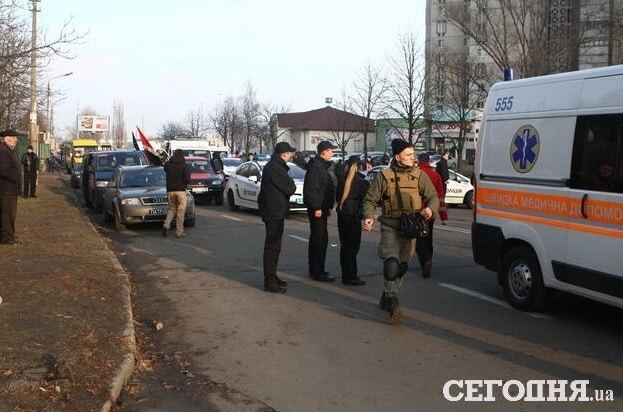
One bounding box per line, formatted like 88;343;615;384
211;151;224;174
303;140;337;282
0;130;23;244
162;149;190;238
21;145;38;198
436;150;450;185
258;142;297;293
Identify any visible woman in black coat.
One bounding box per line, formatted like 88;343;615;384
336;156;369;286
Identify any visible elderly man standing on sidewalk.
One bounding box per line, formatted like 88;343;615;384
162;149;190;238
0;129;23;245
258;142;297;294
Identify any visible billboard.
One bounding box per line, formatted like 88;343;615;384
78;115;109;132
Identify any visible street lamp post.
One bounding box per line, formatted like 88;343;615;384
46;72;73;144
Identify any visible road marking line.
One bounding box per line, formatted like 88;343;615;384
438;283;553;320
221;214;243;222
436;225;471;234
288;235;309;243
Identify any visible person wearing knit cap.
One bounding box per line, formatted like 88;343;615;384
361;138;440;325
21;145;39;198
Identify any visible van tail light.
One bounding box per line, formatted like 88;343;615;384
472;164;477;222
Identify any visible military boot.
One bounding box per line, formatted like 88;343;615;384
388;294;403;326
379;291;392;312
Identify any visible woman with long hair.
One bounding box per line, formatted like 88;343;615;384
336;156;369;286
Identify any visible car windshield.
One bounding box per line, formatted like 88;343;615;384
120;168;166;188
97;153;145;171
222;158;242;167
287;163;306;179
183;149;210;158
186;159;214;173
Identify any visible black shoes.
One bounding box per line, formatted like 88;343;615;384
310;274;335;282
379;292;391;312
422;261;432;278
264;285;286;294
342;278;366;286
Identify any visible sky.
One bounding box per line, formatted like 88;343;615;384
32;0;425;138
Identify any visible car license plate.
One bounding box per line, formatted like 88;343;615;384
192;187;208;193
148;207;167;215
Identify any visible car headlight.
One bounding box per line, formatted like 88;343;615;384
212;179;223;185
96;180;110;187
121;198;141;205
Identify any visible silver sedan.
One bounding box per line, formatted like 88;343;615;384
102;165;195;231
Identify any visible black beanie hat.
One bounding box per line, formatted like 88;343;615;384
391;139;411;156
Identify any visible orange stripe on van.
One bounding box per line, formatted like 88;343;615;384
477;187;623;226
477;207;623;239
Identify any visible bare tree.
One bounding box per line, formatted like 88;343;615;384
430;51;491;171
257;103;290;153
240;82;260;154
445;0;568;78
351;61;388;159
211;96;242;154
186;106;208;137
0;1;85;130
159;121;191;140
329;90;359;155
385;32;427;144
111;100;126;149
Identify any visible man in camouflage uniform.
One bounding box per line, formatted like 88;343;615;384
362;139;439;325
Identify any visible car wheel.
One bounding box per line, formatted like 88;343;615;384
104;206;113;223
214;192;224;206
184;217;196;227
113;207;126;231
464;191;474;209
500;246;547;311
227;190;238;211
94;196;103;213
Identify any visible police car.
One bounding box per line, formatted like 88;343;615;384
225;161;306;211
473;65;623;312
365;166;474;208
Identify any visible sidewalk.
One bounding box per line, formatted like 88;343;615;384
0;173;135;411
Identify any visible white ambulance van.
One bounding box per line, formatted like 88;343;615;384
472;65;623;311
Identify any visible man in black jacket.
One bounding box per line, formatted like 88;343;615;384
303;141;337;282
0;130;23;245
258;142;297;293
163;149;191;238
21;145;38;198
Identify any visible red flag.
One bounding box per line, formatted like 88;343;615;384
136;126;163;166
136;126;154;151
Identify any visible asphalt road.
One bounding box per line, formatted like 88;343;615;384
89;193;623;411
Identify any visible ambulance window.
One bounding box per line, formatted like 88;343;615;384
570;114;623;194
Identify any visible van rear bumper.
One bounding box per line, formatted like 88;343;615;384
472;222;505;272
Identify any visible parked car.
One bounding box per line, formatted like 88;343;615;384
185;156;225;205
70;164;83;189
226;161;306;212
364;165;473;208
222;157;243;178
82;150;148;212
102;165;195;231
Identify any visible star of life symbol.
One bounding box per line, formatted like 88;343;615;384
510;125;539;173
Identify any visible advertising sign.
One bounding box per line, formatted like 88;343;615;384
78;115;109;132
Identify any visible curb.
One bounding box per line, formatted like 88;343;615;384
67;181;137;411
